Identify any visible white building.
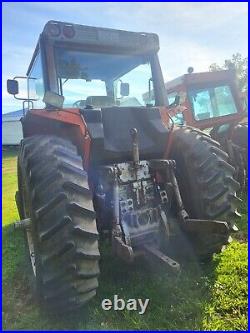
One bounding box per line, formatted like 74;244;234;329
2;109;24;145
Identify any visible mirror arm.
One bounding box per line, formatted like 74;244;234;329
12;76;38;101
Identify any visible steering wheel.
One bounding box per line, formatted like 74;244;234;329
73;100;86;108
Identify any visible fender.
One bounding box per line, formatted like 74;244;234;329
22;108;91;170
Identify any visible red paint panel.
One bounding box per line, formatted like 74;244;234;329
22;108;91;170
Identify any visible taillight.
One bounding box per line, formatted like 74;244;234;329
63;24;75;38
48;22;61;37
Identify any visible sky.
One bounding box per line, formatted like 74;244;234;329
2;2;248;114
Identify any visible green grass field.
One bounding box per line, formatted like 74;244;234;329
2;148;248;330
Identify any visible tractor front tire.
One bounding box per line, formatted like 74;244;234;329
17;135;100;313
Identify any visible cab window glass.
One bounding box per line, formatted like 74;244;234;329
188;85;237;121
29;51;45;108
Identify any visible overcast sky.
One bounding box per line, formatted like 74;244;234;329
2;2;248;113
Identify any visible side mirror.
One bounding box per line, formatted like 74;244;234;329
7;79;19;95
120;82;129;97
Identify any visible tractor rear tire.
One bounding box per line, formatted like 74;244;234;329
170;127;240;222
232;123;248;150
17;135;100;313
210;123;248;190
170;127;240;259
232;123;248;188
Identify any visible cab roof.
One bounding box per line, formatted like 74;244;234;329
166;69;236;91
42;20;159;54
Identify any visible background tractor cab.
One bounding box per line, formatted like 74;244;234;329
165;68;248;188
165;67;246;129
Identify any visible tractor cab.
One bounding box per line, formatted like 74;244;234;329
165;69;246;130
7;20;169;164
7;20;167;110
165;69;248;188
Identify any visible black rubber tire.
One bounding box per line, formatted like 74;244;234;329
232;123;248;149
210;123;248;190
170;127;240;224
169;127;240;260
232;123;248;187
17;135;100;313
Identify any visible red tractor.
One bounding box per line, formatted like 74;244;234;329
165;68;248;188
7;21;240;313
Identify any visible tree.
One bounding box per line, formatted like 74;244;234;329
209;53;248;93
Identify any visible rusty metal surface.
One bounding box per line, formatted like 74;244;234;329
182;218;230;256
112;235;134;263
97;152;233;266
143;244;180;273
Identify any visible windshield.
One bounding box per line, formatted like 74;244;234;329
54;47;155;108
188;85;237;121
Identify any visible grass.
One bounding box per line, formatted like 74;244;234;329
2;147;248;330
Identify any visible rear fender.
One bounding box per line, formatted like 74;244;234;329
21;108;91;169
